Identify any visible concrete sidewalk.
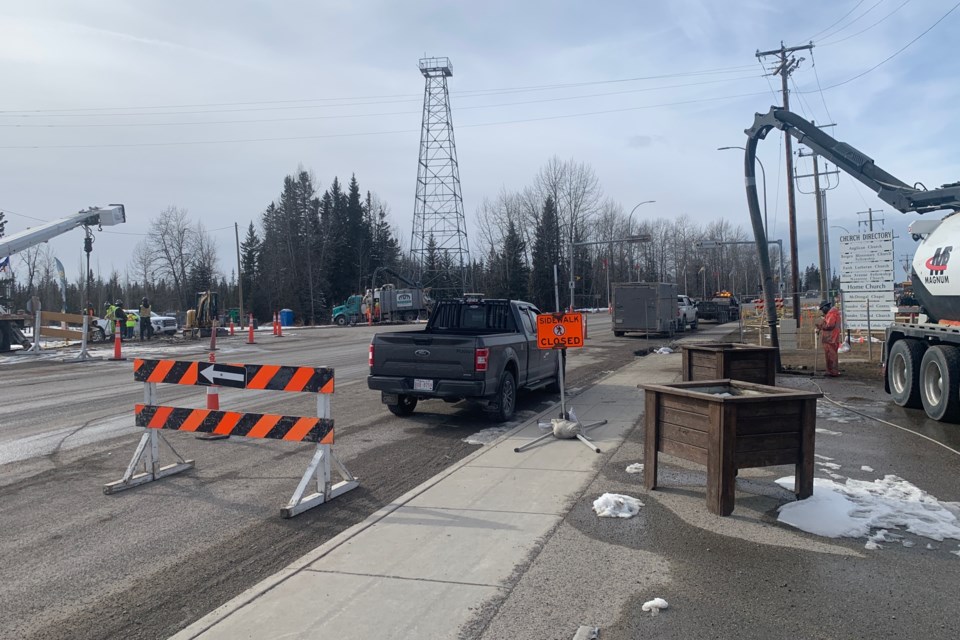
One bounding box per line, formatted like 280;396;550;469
172;353;682;640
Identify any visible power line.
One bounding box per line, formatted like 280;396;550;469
0;74;762;129
1;207;48;222
809;51;834;124
816;0;889;43
0;89;774;150
809;1;960;91
818;0;912;46
0;64;758;117
802;0;868;42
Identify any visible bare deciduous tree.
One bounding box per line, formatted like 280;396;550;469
147;207;195;309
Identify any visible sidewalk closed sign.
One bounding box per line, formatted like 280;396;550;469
536;313;585;349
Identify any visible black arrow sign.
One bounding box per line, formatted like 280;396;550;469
198;363;248;389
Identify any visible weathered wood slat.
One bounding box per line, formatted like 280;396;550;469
735;433;801;453
735;416;803;435
734;401;802;418
39;327;85;340
40;311;88;324
658;406;710;430
660;394;711;415
736;448;800;468
660;423;709;448
660;438;708;466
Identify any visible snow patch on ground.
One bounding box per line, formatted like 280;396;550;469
625;463;644;474
463;426;511;445
861;465;874;472
815;461;841;470
776;475;960;545
593;493;643;518
641;597;668;616
816;427;842;436
815;454;834;461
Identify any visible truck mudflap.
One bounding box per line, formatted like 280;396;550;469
368;375;486;399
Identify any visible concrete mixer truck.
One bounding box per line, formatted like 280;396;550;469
744;106;960;422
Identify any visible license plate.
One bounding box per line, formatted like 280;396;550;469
413;378;433;391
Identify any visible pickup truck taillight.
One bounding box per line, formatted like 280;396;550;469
368;343;374;369
475;347;489;372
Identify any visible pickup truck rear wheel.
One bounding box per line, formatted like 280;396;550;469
492;370;517;422
387;395;418;417
90;327;105;343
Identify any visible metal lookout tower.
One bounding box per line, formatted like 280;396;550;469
410;56;471;297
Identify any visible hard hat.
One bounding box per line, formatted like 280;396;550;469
116;299;122;305
819;301;832;312
142;297;149;304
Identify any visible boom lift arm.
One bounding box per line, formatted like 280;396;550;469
0;205;126;258
371;266;421;290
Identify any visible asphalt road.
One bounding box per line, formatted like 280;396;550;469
0;314;682;640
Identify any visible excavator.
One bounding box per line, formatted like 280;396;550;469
0;205;125;351
743;106;960;422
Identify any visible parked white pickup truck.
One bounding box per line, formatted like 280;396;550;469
677;295;698;331
92;309;179;341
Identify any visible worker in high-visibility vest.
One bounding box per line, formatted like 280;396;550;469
125;311;137;340
104;302;117;336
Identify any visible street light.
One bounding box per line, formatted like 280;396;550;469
719;146;767;239
625;200;655;286
569;235;652;312
569;200;655;311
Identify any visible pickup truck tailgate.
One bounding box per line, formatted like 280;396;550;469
373;332;482;379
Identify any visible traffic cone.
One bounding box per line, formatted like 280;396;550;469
109;327;125;361
247;314;256;344
229;320;235;336
277;314;284;337
197;352;228;440
272;312;278;336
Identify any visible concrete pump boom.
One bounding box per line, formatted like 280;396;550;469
746;107;960;215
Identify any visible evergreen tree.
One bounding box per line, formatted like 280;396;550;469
240;222;265;319
500;220;529;300
530;196;562;311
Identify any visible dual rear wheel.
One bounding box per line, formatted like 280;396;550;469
888;339;960;422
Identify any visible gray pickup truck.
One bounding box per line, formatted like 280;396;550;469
367;297;561;421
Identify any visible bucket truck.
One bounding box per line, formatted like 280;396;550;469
744;106;960;422
0;205;126;352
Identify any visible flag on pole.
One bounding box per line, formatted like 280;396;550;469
54;257;68;312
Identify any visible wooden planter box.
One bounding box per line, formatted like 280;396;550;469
640;379;820;516
682;343;777;386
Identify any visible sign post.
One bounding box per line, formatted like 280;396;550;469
515;312;607;453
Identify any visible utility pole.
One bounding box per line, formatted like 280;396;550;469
234;222;244;328
757;41;813;321
795;122;840;304
858;208;884;232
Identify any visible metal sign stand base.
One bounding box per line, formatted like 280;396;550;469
514;349;607;454
282;443;359;518
103;429;195;494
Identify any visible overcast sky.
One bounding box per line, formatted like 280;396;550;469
1;0;958;286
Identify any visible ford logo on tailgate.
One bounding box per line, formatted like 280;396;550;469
415;349;431;357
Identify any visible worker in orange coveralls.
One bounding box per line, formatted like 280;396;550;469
816;301;841;377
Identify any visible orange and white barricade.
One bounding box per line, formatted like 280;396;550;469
104;358;357;518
